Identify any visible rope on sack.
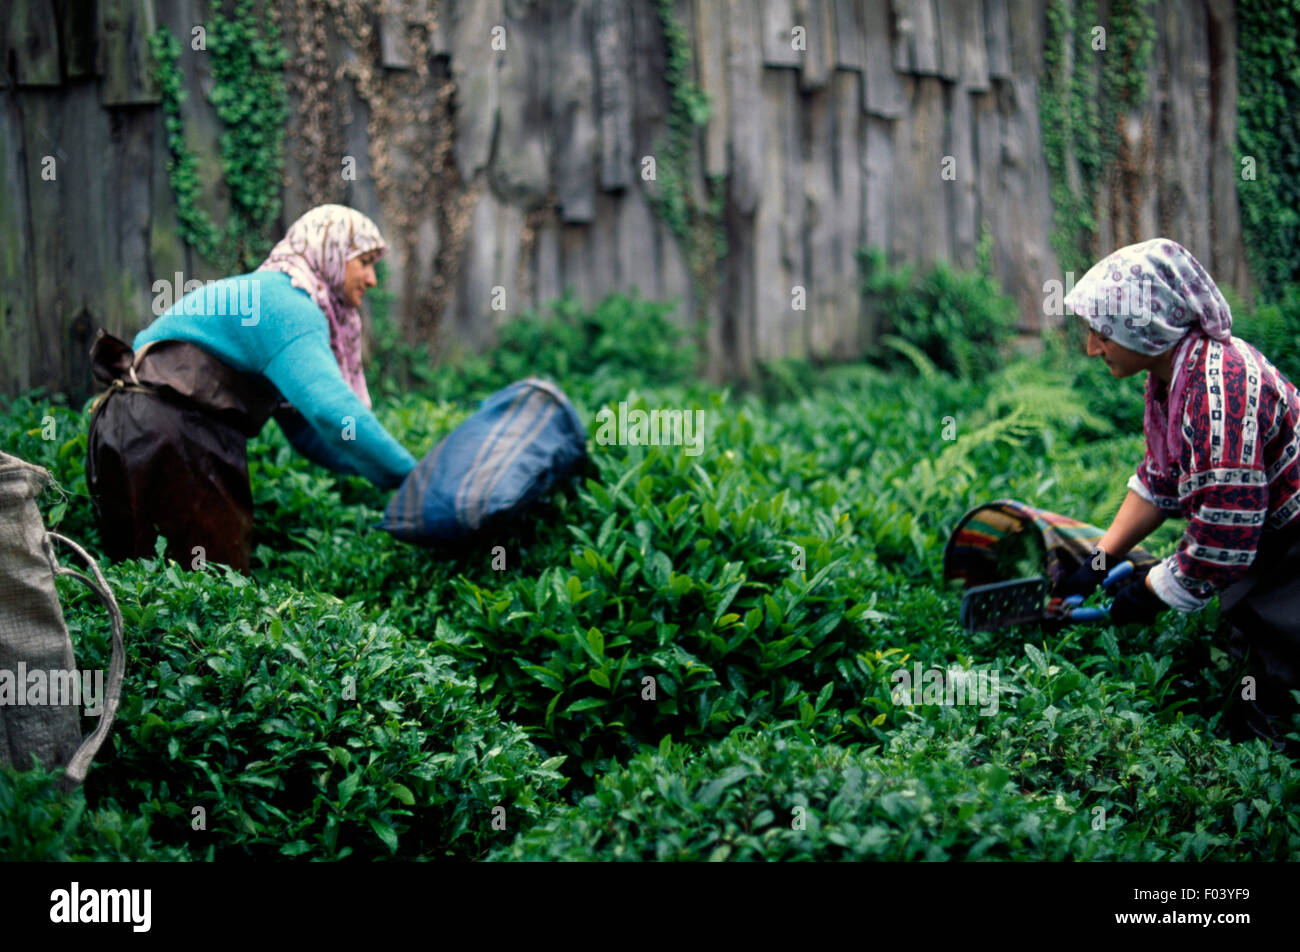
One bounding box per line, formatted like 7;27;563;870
45;532;126;787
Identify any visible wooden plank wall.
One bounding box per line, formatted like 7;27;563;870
0;0;1253;399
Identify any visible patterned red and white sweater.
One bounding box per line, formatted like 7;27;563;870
1130;334;1300;610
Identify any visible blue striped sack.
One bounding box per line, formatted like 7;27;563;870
379;377;587;543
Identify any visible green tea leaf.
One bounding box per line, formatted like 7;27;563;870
369;817;400;854
696;766;751;808
338;769;362;807
565;697;608;714
764;594;784;628
701;499;721;534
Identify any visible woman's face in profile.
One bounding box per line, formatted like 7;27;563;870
1083;321;1157;378
342;250;381;309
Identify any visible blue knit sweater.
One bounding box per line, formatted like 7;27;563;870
134;271;417;488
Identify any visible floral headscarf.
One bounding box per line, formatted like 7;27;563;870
256;204;386;408
1062;238;1232;354
1063;238;1234;478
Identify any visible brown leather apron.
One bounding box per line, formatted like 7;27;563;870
85;330;281;574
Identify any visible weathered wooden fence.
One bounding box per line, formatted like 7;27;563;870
0;0;1247;399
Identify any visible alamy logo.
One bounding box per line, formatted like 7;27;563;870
0;665;106;716
593;402;705;456
50;882;151;932
889;663;1000;716
1068;277;1156;324
151;272;261;325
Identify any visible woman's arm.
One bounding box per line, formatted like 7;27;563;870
262;332;417;489
1098;489;1166;561
273;404;362;476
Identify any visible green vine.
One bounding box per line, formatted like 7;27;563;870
1040;0;1156;276
1041;0;1091;275
150;28;219;267
647;0;727;318
149;0;289;275
975;221;995;279
1237;0;1300;299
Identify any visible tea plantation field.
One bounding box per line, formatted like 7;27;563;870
2;293;1297;861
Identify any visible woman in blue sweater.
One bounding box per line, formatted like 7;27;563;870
86;204;417;573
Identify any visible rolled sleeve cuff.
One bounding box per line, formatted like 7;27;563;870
1147;557;1213;613
1127;473;1156;506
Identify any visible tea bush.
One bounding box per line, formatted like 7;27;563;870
492;719;1298;861
442;412;884;777
0;390;100;544
492;611;1300;861
53;548;565;860
0;766;193;861
492;729;1110;862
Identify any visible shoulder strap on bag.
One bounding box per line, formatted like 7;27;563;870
43;533;126;787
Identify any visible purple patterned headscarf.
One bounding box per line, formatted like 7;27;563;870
1063;238;1234;477
1062;238;1232;354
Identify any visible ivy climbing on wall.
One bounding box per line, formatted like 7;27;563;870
647;0;727;318
1040;0;1156;277
1237;0;1300;300
149;0;289;275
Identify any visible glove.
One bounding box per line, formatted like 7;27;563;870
1056;548;1111;599
1108;578;1167;625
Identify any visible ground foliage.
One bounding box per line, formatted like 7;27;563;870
2;277;1298;861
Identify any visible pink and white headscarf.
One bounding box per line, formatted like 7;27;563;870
1063;238;1234;477
256;204;386;408
1062;238;1232;355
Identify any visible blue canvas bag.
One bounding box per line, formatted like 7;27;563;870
380;378;587;543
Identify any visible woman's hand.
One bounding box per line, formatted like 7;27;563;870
1108;576;1167;625
1056;548;1111;599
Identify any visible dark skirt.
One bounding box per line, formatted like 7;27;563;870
85;332;281;574
1218;523;1300;751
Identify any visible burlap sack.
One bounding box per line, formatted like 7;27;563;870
0;450;123;784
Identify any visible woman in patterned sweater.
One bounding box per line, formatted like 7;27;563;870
1058;238;1300;752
